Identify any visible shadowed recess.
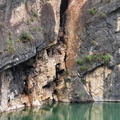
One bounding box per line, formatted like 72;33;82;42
60;0;68;27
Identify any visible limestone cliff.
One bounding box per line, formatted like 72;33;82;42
0;0;120;113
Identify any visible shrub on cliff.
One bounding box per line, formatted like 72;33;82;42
77;59;83;65
89;8;97;15
103;54;111;63
20;31;33;43
7;40;14;54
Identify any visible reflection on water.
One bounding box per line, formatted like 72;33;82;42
0;102;120;120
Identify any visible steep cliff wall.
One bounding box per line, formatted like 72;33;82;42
76;0;120;101
0;0;120;113
0;0;63;112
55;0;120;102
0;0;60;71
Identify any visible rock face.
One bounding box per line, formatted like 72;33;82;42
0;0;120;113
0;44;66;112
75;0;120;101
0;0;60;71
56;0;120;102
0;0;63;112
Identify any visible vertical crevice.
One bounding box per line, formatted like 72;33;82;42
60;0;68;27
58;0;69;73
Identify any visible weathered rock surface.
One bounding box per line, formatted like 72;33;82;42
75;0;120;101
0;43;66;112
0;0;61;71
0;0;63;112
0;0;120;113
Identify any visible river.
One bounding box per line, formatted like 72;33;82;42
0;102;120;120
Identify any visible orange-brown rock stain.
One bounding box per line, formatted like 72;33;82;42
65;0;87;70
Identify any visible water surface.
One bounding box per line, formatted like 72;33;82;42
1;102;120;120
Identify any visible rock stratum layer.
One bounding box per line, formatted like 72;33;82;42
0;0;120;113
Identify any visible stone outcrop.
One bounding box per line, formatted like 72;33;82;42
0;0;120;113
0;43;66;112
0;0;61;71
0;0;63;112
56;0;120;102
75;0;120;101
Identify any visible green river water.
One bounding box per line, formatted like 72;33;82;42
0;102;120;120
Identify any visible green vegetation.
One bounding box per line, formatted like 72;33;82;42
93;54;111;63
84;55;92;62
108;89;112;93
100;0;104;3
100;0;112;3
89;8;97;15
7;31;15;54
103;54;111;63
67;77;71;81
64;70;69;75
7;40;14;54
107;0;111;2
8;30;12;40
77;59;83;65
77;53;111;72
30;17;34;22
80;65;88;72
79;91;86;96
26;9;40;25
81;78;87;85
26;19;31;25
33;27;42;32
83;54;111;64
31;10;38;18
93;54;104;61
100;12;107;18
16;39;20;43
26;17;34;25
20;31;33;43
66;77;71;82
92;40;97;45
25;1;28;8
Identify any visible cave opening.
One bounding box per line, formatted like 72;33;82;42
60;0;68;27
